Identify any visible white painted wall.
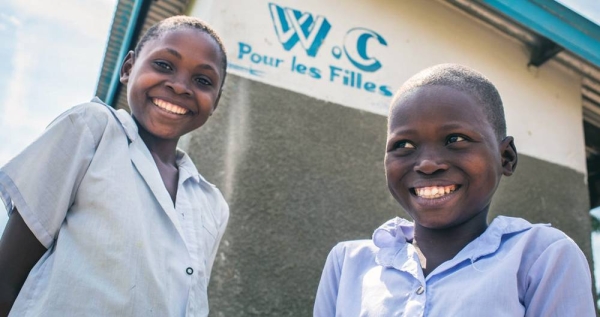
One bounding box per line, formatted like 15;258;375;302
190;0;586;173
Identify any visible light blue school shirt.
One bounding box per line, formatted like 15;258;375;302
0;98;229;317
314;216;595;316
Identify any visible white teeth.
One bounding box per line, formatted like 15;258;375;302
153;98;188;115
415;185;457;199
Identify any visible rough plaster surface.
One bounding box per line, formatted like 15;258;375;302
491;156;593;268
182;75;593;316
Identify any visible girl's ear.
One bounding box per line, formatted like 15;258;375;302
500;136;518;176
119;51;135;84
212;88;223;113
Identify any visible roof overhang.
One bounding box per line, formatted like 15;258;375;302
480;0;600;68
442;0;600;156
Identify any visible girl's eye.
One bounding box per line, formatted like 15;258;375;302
392;140;416;150
446;135;466;144
194;77;212;86
153;61;172;71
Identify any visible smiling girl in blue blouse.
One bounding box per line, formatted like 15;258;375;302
314;64;595;316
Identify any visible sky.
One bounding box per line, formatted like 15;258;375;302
0;0;599;288
557;0;600;25
0;0;117;165
0;0;117;229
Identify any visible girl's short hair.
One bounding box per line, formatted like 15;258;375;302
392;64;506;140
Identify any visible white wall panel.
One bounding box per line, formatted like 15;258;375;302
190;0;586;172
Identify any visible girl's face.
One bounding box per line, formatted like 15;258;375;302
120;28;223;141
385;85;516;230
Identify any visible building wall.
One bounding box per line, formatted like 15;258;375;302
183;0;592;315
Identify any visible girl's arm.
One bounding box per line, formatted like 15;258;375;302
523;237;596;316
0;208;47;317
314;244;343;317
0;102;109;316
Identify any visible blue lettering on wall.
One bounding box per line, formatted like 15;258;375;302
268;3;331;57
232;4;394;98
238;42;285;68
342;27;387;72
233;42;392;97
269;3;387;74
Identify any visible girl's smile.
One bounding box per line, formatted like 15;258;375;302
412;184;459;199
152;98;190;115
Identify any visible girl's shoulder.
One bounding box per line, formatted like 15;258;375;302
494;216;585;267
518;222;580;257
50;98;137;143
494;216;573;247
57;97;114;120
327;239;379;268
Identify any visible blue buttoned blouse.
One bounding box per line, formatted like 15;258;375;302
314;216;595;316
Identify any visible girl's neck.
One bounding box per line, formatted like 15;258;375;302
137;124;180;204
137;124;179;167
413;211;489;277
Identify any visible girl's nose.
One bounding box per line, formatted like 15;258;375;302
166;77;192;96
413;149;449;175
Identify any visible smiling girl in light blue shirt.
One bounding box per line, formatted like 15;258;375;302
314;64;595;316
0;16;229;317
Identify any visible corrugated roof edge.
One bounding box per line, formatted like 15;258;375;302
480;0;600;68
95;0;135;106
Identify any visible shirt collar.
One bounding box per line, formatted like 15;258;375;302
91;97;138;143
372;216;538;269
176;149;201;184
373;217;414;269
373;217;414;249
465;216;537;262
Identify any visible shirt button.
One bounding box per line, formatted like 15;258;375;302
416;286;425;295
186;267;194;275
